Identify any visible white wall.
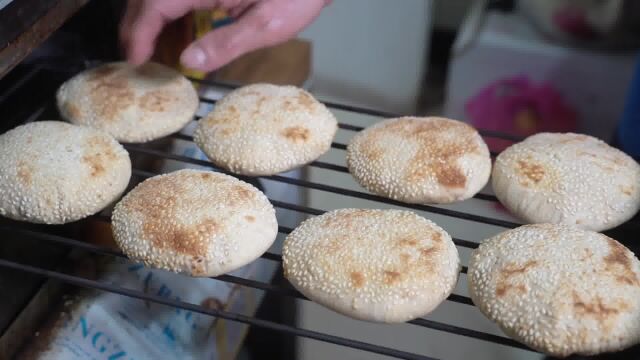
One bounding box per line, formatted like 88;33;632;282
298;0;433;114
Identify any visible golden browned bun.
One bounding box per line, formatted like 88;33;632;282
57;62;198;143
469;224;640;357
347;117;491;204
0;121;131;224
194;83;337;176
112;169;277;276
283;209;460;323
492;132;640;231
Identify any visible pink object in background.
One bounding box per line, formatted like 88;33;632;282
465;75;578;153
465;75;578;214
552;5;597;40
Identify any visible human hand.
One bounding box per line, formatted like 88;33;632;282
120;0;329;72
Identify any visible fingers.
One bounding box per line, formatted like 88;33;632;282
119;0;141;49
124;0;220;65
180;8;266;71
228;2;253;18
126;1;176;65
121;0;326;70
180;0;325;72
122;1;162;65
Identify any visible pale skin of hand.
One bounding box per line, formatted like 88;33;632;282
120;0;330;72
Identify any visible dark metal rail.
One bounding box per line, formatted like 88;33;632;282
9;68;626;359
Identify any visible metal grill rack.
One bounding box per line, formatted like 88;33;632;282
1;64;639;360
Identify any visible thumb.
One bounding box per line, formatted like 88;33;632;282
180;2;301;72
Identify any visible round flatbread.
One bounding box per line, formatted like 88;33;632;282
112;169;278;276
492;132;640;231
193;83;338;176
0;121;131;224
468;224;640;357
56;62;198;143
283;209;460;323
347;117;491;204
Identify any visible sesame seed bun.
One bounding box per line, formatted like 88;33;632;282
111;169;277;276
468;224;640;357
492;133;640;231
0;121;131;224
193;83;338;176
56;62;198;143
346;117;491;204
282;209;460;323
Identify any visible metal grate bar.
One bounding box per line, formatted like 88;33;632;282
270;199;324;216
132;169;482;251
0;257;531;353
0;66;41;105
0;234;520;352
2;225;474;306
330;141;347;150
2;224;284;265
166;132;501;202
4;225;124;258
193;101;502;158
125;146;519;228
0;67;553;359
0;258;436;360
338;122;366;132
408;318;529;350
189;77;525;142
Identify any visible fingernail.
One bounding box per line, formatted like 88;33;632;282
181;46;206;69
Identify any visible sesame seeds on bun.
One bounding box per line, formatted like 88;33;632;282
111;169;278;277
0;121;131;224
193;83;338;176
492;132;640;231
346;117;491;204
56;62;198;143
468;224;640;357
282;209;460;323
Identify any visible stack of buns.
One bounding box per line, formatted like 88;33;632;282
1;61;639;357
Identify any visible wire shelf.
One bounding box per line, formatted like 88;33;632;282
1;65;637;359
